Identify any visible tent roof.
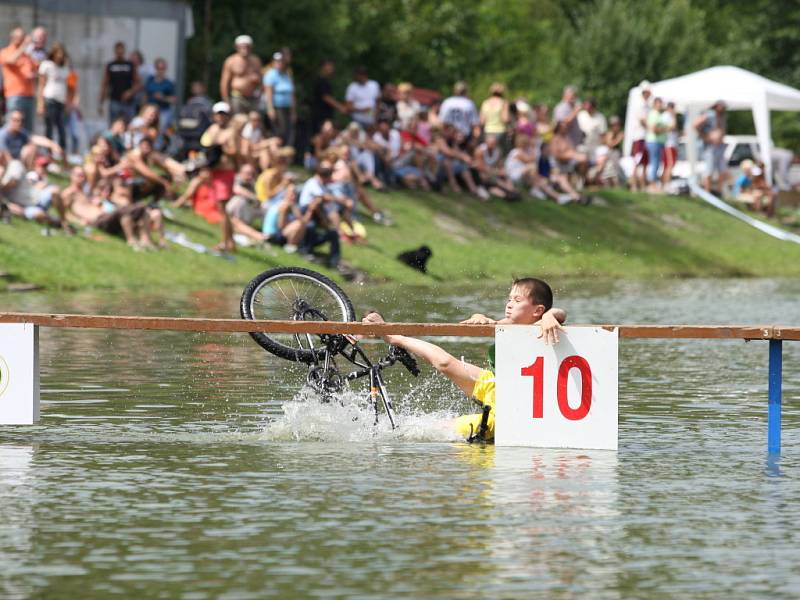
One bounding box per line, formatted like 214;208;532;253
644;65;800;112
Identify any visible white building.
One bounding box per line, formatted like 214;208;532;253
1;0;193;143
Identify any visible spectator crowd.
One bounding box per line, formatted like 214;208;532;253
1;29;785;272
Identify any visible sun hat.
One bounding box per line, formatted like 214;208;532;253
234;35;253;47
639;79;652;91
212;101;231;114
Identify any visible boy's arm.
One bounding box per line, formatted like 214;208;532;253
363;312;482;396
461;308;566;345
461;307;565;325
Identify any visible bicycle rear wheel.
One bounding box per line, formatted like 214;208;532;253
240;266;356;363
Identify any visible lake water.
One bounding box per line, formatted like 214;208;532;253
1;278;799;599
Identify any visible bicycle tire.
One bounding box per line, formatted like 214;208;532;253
240;266;356;363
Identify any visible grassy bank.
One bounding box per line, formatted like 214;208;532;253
2;187;800;293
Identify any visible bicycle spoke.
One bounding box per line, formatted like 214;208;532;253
243;268;354;362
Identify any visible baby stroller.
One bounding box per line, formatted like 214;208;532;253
171;97;212;160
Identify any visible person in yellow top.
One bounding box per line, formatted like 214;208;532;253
255;146;295;204
363;277;565;442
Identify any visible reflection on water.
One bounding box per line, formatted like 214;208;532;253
486;448;619;596
0;278;799;598
0;446;36;599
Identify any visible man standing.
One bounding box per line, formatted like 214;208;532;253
144;57;177;132
553;85;584;149
219;35;262;115
0;28;37;130
98;42;140;124
439;81;479;139
577;98;607;157
310;59;346;135
693;100;728;194
629;80;652;191
263;51;295;146
27;26;48;64
345;66;380;128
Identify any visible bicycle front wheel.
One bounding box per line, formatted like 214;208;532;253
240;266;356;363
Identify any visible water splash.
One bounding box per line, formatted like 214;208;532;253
260;386;462;443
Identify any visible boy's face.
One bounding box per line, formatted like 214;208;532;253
505;285;545;324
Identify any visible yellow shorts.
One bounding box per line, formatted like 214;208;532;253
454;370;495;441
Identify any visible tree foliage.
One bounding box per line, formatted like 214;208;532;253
186;0;800;146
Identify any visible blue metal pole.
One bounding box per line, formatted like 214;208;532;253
768;339;782;454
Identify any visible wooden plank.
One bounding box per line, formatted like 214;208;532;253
0;312;496;337
774;327;800;341
615;325;772;340
0;312;796;340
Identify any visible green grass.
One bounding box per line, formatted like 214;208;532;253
2;186;800;294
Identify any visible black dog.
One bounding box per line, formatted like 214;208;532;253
397;245;432;273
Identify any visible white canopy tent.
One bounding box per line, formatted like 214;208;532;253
623;66;800;184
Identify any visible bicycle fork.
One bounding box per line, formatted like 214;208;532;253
369;367;397;430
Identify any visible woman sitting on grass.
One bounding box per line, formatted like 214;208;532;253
174;166;223;225
262;183;307;251
733;159;776;217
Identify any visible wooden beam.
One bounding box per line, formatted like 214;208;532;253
615;325;772;340
0;312;795;340
0;312;495;337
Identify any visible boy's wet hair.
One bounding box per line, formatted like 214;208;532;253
512;277;553;310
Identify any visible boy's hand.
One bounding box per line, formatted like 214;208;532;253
536;312;565;346
362;310;398;344
460;313;496;325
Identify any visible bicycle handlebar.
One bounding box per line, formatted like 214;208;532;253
388;346;420;377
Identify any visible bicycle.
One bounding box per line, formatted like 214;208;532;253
240;266;419;430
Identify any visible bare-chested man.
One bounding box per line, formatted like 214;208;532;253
219;35;262;115
201;101;242;251
63;166;152;249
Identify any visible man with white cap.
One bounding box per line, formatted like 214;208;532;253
629;80;652;191
220;34;263;115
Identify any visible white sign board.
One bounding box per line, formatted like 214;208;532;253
0;324;40;425
495;326;618;450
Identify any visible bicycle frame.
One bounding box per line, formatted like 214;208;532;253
304;337;403;430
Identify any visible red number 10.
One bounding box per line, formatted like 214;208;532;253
521;355;592;421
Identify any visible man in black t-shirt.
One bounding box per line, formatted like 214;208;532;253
310;59;346;135
376;82;398;125
98;41;140;125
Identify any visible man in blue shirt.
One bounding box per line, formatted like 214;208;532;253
144;58;177;133
0;109;62;167
263;52;295;146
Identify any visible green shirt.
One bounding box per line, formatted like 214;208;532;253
645;109;667;144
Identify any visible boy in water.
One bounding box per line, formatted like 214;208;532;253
363;278;564;441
